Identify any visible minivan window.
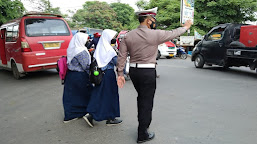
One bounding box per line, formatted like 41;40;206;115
207;28;225;41
25;19;70;37
6;25;19;42
13;25;19;41
6;26;13;42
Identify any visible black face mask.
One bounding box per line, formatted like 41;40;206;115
150;20;157;30
111;38;116;44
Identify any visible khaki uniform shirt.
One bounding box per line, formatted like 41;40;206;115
117;25;187;76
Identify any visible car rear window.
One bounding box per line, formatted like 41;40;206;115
25;18;70;37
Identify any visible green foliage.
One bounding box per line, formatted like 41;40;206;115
72;1;123;31
37;0;62;15
195;0;257;32
66;20;76;28
138;0;257;34
136;0;148;9
124;15;139;30
0;0;25;25
145;0;182;30
110;3;135;27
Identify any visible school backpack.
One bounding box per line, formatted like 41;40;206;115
57;56;68;85
89;57;104;85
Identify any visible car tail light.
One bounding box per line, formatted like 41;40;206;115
21;38;32;52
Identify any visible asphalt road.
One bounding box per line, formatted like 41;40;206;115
0;58;257;144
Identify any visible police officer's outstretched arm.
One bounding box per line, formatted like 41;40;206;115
155;20;193;45
117;37;128;88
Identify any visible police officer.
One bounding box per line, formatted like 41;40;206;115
116;7;192;143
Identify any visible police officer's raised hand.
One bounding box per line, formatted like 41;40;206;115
117;76;125;88
182;20;193;30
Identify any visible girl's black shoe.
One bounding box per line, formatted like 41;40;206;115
83;113;94;127
106;118;122;126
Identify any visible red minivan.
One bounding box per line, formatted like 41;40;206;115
0;13;72;79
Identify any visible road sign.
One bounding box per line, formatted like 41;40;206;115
180;0;195;24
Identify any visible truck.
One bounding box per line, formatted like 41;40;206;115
191;23;257;73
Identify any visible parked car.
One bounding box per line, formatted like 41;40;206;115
0;13;73;79
157;41;177;59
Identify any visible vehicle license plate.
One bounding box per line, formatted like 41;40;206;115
168;47;175;49
234;51;241;55
169;54;174;57
44;43;60;48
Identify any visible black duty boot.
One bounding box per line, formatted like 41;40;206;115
137;131;155;143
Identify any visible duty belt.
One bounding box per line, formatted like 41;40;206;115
130;63;156;68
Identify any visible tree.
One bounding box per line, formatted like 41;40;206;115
138;0;182;30
136;0;257;34
110;3;135;28
136;0;148;10
37;0;62;15
0;0;25;26
125;16;140;30
72;1;123;31
195;0;257;32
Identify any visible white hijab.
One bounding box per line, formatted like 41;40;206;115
67;32;91;64
94;29;117;68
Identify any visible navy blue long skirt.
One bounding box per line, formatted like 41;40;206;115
87;69;120;121
63;71;92;121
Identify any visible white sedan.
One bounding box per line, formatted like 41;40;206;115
156;41;177;59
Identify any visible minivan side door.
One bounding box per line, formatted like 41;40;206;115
201;28;226;64
0;28;7;65
5;24;21;66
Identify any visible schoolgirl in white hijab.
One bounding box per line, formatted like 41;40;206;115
63;33;93;124
67;32;91;64
84;29;122;127
93;29;117;68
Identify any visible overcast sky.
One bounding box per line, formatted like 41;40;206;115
21;0;149;15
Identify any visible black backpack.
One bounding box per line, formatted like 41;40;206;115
89;57;104;85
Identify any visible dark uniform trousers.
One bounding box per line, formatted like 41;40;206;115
129;67;156;139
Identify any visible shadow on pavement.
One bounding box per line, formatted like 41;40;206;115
200;66;257;79
0;68;58;80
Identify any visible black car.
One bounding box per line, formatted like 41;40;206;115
192;23;250;68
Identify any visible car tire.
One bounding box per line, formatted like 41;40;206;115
156;50;161;60
220;59;230;70
11;62;21;80
166;56;171;59
180;54;187;59
222;63;230;70
194;54;205;68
